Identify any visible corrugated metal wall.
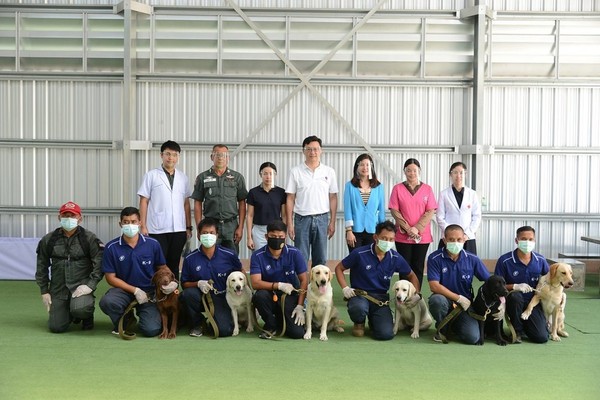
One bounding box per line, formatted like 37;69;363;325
1;1;599;264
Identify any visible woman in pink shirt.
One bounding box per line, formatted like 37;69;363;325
389;158;437;286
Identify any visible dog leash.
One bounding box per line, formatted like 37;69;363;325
435;305;463;344
345;289;389;307
118;299;139;340
201;280;220;339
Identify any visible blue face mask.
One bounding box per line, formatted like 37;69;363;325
121;224;139;238
60;217;78;232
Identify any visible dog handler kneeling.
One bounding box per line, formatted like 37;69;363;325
250;219;308;339
335;220;420;340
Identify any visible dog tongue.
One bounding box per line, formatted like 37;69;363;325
236;290;243;296
499;296;505;304
319;285;327;294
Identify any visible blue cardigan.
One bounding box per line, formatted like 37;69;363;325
343;181;386;234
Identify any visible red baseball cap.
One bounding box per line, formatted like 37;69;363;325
59;201;82;216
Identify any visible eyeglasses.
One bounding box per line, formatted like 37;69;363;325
212;152;229;159
303;147;321;153
162;151;179;158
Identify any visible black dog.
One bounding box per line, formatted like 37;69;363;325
472;275;509;346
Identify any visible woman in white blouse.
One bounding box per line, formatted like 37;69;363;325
436;162;481;254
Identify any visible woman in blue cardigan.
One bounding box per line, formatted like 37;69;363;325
343;154;386;252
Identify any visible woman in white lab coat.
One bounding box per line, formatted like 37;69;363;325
436;162;481;254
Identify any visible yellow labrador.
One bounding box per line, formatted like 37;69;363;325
521;263;573;341
303;265;344;341
225;271;254;336
393;280;433;339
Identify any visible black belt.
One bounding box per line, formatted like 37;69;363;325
213;216;237;224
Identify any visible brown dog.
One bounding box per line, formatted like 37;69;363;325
521;262;573;342
152;266;180;339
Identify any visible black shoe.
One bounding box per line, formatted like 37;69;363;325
72;317;82;324
258;330;275;340
81;317;94;331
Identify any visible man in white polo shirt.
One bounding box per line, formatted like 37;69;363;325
285;135;338;267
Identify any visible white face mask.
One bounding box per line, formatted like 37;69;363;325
446;241;464;255
517;240;535;254
200;233;217;248
121;224;139;238
377;239;395;253
60;217;78;232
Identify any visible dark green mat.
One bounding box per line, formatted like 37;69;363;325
1;276;599;400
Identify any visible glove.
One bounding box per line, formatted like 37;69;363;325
134;287;149;304
492;301;506;321
197;280;213;294
161;281;178;294
291;305;305;326
404;293;422;308
41;293;52;312
72;284;93;298
512;283;534;293
342;286;356;299
277;282;294;295
456;295;471;311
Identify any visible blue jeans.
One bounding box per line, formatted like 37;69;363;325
99;288;162;337
347;295;394;341
506;291;548;343
294;213;328;266
429;294;480;344
181;287;234;337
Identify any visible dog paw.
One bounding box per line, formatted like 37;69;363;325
303;332;312;340
319;334;328;341
232;328;239;336
550;334;561;342
558;330;569;337
520;312;531;320
497;339;507;346
410;332;420;339
246;326;254;333
168;332;176;339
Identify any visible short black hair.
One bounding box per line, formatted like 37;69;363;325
302;135;322;148
161;140;181;153
120;206;140;220
375;220;397;235
516;226;535;236
266;219;287;233
444;224;464;236
259;162;277;174
198;217;220;234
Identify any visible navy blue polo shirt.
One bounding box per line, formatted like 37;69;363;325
181;245;242;293
246;185;286;225
427;248;490;300
494;249;549;302
340;244;412;295
250;245;307;287
102;234;166;291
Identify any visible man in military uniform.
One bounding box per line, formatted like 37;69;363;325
191;144;248;254
35;201;104;333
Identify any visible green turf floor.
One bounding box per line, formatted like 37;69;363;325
1;275;599;400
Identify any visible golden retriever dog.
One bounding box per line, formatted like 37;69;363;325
392;280;433;339
152;266;180;339
521;262;573;341
225;271;254;336
303;265;344;341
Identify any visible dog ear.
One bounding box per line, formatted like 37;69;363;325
407;281;415;297
550;263;559;280
327;268;332;282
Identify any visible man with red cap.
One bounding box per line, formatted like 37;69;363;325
35;201;104;332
